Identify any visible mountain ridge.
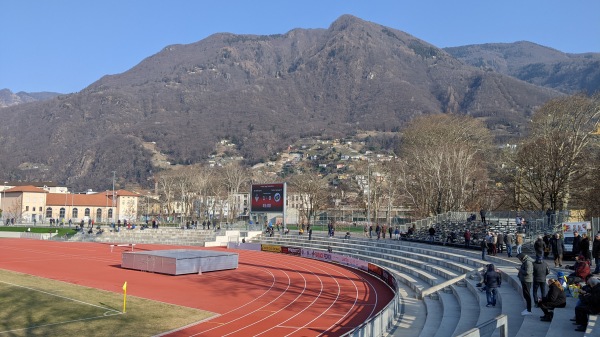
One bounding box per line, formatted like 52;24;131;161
0;15;580;191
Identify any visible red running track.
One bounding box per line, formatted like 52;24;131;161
0;239;394;336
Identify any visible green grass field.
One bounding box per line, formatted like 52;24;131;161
0;226;77;236
0;269;213;337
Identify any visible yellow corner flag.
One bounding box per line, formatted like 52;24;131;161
122;281;128;313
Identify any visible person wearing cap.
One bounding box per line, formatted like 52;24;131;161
539;278;566;321
592;233;600;275
517;253;535;315
573;277;600;331
483;263;501;307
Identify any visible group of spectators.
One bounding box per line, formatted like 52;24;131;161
363;223;402;240
514;250;600;332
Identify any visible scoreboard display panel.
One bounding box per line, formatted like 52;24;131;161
251;183;285;213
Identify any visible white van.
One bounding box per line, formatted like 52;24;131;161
562;221;591;259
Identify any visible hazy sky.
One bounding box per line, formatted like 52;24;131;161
1;0;598;93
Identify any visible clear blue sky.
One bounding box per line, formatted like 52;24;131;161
1;0;598;93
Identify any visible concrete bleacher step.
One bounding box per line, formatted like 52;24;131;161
433;291;461;337
545;297;580;337
418;296;443;337
497;267;548;337
255;234;556;337
387;275;427;336
451;283;481;336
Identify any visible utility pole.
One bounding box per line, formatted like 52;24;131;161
112;171;116;220
367;160;371;226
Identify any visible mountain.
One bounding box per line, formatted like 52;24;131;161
444;41;600;95
0;89;62;108
0;15;563;191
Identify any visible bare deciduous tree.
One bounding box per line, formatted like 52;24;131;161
513;94;600;211
399;114;492;217
287;168;330;226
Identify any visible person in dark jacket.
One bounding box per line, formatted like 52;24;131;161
532;256;550;304
481;238;488;261
593;233;600;275
572;231;582;256
580;233;591;261
539;278;566;321
534;235;546;260
517;253;535;315
550;232;565;267
574;277;600;331
484;263;501;307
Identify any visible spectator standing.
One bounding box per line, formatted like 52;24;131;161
572;231;582;257
516;232;524;255
481;238;488;261
592;233;600;275
496;232;504;254
543;233;552;259
375;224;381;240
484;264;501;307
516;215;522;227
532;256;550;305
394;227;400;240
388;225;393;239
505;232;514;257
428;227;435;242
534;235;546;260
539;278;566;322
517;253;535;315
580;233;591;261
480;209;487;224
464;229;471;248
550;232;565;268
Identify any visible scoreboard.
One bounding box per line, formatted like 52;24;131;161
250;183;285;213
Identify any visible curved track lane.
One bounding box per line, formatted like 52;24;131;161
0;239;394;336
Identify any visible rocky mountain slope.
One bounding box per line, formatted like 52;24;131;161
0;89;61;108
0;15;565;190
444;41;600;94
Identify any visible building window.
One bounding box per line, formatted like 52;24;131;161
72;208;78;218
96;208;102;222
59;208;66;219
108;209;113;219
85;208;90;217
46;207;52;218
32;207;36;212
26;206;29;211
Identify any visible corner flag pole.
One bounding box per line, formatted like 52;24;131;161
122;281;127;313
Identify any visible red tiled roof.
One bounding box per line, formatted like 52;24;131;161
47;193;112;207
45;189;139;207
5;185;48;193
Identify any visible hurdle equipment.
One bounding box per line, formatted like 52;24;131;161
110;243;136;253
